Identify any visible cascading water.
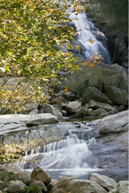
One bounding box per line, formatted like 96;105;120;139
19;128;100;179
67;6;112;64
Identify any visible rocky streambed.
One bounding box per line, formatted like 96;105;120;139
0;110;128;185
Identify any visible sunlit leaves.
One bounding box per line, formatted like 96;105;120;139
76;46;81;51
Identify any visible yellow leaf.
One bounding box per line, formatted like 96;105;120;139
89;6;93;9
82;61;89;65
13;39;18;41
68;44;73;50
64;86;68;92
90;63;95;68
89;39;94;44
30;6;34;9
98;56;104;60
76;46;81;51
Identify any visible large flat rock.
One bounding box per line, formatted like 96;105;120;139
92;110;128;133
0;113;58;125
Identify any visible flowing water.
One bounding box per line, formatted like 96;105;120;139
67;6;112;64
19;129;101;180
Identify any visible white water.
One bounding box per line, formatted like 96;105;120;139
19;129;98;179
67;6;112;64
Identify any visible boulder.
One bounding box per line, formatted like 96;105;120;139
92;110;128;133
50;175;108;193
62;91;76;101
43;104;63;119
88;173;117;191
66;101;82;114
70;107;86;118
47;179;58;191
109;181;129;193
5;163;22;174
82;87;113;105
30;179;47;192
65;60;127;93
88;100;116;112
50;96;66;107
92;108;108;116
103;84;128;106
7;180;26;193
31;166;51;184
9;171;31;185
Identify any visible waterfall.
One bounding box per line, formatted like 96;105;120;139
67;6;112;64
19;128;99;179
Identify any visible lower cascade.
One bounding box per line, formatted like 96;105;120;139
19;130;98;178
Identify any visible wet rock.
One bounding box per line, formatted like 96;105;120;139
88;100;116;112
23;160;36;169
9;171;31;185
7;180;26;193
31;166;51;184
43;104;63;119
88;173;117;191
66;101;82;114
109;181;129;193
103;85;128;106
30;179;47;192
49;175;108;193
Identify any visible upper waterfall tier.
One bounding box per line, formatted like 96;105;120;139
67;7;112;64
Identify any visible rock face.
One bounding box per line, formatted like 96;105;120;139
50;175;108;193
89;173;117;191
88;100;116;112
109;181;129;193
63;61;128;106
31;166;51;184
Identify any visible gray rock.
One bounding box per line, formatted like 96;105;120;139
9;171;31;185
117;105;125;112
70;107;86;118
0;113;58;125
92;108;108;116
88;173;117;191
43;104;63;119
30;179;47;192
49;175;108;193
7;180;26;193
66;101;82;114
62;91;76;101
5;163;22;174
82;87;113;105
109;181;129;193
88;100;116;112
92;110;128;133
103;84;128;105
50;96;66;107
31;166;51;184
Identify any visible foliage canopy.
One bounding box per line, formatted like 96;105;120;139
0;0;81;113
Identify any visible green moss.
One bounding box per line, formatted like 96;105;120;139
0;170;8;181
19;186;42;193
